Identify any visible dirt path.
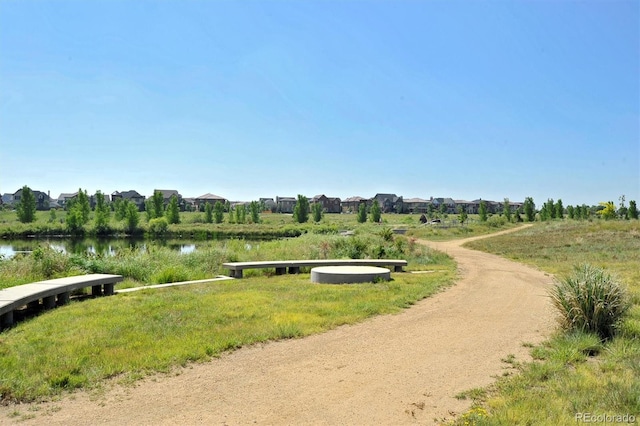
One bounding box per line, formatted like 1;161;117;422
1;226;556;425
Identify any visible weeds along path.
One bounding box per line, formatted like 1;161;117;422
2;225;555;425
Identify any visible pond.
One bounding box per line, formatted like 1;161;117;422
0;238;198;258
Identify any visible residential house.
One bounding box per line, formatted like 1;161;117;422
13;188;51;211
260;198;277;212
57;192;78;209
372;193;404;213
311;195;342;214
2;193;15;207
153;189;182;209
404;198;429;214
182;198;196;211
111;190;146;211
276;196;296;214
341;196;369;213
194;193;227;211
430;197;457;214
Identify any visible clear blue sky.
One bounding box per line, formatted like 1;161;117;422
1;0;638;206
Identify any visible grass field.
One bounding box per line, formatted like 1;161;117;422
457;220;640;425
0;266;455;403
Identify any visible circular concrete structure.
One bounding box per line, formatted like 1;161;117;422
311;266;391;284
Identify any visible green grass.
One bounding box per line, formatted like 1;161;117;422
456;220;640;425
0;267;455;402
0;231;448;290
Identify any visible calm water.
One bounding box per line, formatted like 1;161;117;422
0;238;197;258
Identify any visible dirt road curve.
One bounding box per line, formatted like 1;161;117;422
2;226;556;425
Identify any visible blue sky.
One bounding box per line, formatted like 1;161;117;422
1;0;638;206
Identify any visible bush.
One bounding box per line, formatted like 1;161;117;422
550;264;631;340
148;217;169;237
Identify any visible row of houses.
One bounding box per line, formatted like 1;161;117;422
2;188;522;215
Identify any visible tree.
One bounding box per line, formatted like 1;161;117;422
250;201;261;224
151;191;165;219
503;198;512;222
597;201;617;220
124;201;140;233
204;202;213;223
293;195;309;223
370;200;381;223
94;191;111;233
546;199;556;219
357;202;367;223
618;195;628;219
457;205;468;225
555;199;564;220
66;189;91;233
523;197;536;222
235;204;246;224
628;200;638;220
567;205;575;220
311;203;323;223
16;185;37;223
214;201;225;224
479;200;488;222
165;195;181;224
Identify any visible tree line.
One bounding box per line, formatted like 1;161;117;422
12;186;639;232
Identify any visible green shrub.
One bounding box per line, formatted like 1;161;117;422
148;217;169;237
550;264;631;339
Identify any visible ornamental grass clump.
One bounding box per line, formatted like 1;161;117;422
550;264;630;340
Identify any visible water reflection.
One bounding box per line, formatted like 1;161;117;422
0;238;200;258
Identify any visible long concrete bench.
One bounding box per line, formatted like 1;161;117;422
222;259;407;278
0;274;123;328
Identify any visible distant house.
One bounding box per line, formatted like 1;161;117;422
276;196;296;214
404;198;429;214
372;193;404;213
153;189;182;208
195;193;227;211
2;193;15;207
260;198;277;212
57;192;78;209
13;188;51;211
341;196;370;213
311;195;342;214
182;197;196;211
111;190;146;211
431;197;456;214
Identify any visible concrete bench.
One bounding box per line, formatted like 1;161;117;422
0;274;123;328
222;259;407;278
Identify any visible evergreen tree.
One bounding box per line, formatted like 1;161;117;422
214;201;225;224
357;202;367;223
523;197;536;222
479;200;488;222
165;195;181;224
293;195;309;223
204;202;213;223
628;200;638;220
370;200;381;223
16;185;37;223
